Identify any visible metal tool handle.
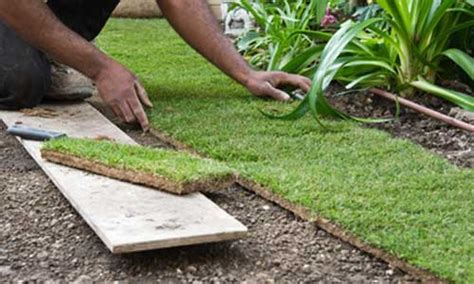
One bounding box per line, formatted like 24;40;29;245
7;125;66;141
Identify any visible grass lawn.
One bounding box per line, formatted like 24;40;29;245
98;19;474;282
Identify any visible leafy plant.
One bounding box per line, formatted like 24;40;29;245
276;0;474;123
233;0;331;75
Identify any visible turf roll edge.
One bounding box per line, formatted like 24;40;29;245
41;138;236;195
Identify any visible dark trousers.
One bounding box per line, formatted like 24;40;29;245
0;0;120;110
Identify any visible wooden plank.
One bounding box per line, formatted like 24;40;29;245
0;103;247;253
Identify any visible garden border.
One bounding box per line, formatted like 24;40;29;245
150;128;445;283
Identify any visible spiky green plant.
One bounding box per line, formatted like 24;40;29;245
234;0;330;74
273;0;474;123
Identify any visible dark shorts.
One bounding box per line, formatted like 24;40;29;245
0;0;120;110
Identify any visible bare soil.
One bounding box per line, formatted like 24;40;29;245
328;86;474;168
0;121;416;282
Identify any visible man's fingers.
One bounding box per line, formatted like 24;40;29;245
110;105;122;118
119;102;136;124
280;73;312;92
263;82;291;101
302;77;312;91
134;81;153;108
127;97;150;132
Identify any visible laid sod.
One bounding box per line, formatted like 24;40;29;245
41;137;236;195
98;19;474;281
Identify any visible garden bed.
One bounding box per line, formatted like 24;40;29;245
98;19;473;282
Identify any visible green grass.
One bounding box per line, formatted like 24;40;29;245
42;137;234;183
98;19;474;282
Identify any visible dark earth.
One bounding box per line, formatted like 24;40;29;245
2;87;472;282
328;84;473;169
1;118;417;283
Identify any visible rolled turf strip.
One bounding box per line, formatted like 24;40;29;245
40;137;236;195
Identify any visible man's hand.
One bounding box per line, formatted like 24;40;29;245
95;62;153;131
244;71;312;101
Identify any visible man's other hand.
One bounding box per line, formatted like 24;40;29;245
95;62;153;131
244;71;312;101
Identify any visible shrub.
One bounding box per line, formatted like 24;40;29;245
277;0;474;123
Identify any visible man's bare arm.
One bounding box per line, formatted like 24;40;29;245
158;0;311;101
0;0;152;130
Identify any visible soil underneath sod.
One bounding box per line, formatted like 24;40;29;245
98;19;474;282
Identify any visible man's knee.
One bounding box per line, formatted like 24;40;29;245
0;63;51;110
0;19;51;110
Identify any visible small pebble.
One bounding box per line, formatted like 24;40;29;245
302;264;312;273
185;265;197;274
73;275;92;284
36;251;48;259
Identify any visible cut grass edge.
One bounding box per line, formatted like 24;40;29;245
149;128;446;283
40;143;236;195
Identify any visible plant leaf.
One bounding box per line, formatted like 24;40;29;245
442;49;474;80
411;78;474;111
280;45;324;74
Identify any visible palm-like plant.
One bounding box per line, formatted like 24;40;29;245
377;0;473;96
234;0;330;74
274;0;474;123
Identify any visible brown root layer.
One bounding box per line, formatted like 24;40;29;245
41;150;235;195
149;129;445;283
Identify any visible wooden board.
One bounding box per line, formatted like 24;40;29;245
0;103;247;253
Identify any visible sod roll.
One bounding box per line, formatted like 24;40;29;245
41;138;236;195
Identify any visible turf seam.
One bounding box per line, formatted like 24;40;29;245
41;149;236;195
149;128;445;283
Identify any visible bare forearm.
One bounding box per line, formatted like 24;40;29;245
0;0;111;80
158;0;253;85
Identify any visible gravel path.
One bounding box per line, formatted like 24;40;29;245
0;120;416;282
